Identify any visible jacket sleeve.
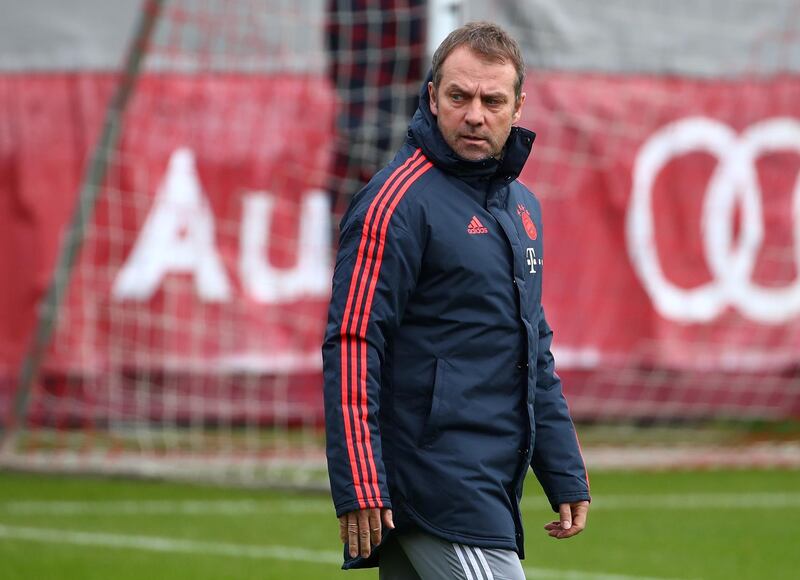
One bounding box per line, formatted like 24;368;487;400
322;195;425;517
530;306;591;512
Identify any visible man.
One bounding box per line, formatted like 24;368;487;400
323;21;590;579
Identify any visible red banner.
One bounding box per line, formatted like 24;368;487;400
2;72;799;418
520;74;800;373
1;74;334;381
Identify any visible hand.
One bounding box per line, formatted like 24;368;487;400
338;507;395;558
544;500;589;539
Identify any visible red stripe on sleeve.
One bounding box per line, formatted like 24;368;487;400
338;149;423;507
355;158;434;502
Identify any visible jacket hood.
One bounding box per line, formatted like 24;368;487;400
408;71;536;182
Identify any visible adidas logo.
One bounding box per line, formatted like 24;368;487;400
467;216;489;235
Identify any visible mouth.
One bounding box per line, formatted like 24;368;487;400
460;135;486;144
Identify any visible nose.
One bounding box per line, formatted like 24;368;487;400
464;97;484;126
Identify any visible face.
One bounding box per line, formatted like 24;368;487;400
428;45;525;161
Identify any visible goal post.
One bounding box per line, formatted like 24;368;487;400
4;0;166;452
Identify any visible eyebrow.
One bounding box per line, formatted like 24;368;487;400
445;83;508;100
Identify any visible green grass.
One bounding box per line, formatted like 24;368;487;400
0;469;798;579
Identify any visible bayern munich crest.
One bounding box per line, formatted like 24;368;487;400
517;204;538;240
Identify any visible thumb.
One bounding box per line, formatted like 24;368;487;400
559;503;572;530
382;508;395;529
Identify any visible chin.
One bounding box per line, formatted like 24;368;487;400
456;147;493;162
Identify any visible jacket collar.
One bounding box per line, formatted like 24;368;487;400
408;71;536;183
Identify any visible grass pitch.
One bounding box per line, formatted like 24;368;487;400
0;469;798;579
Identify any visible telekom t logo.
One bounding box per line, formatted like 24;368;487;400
526;247;538;274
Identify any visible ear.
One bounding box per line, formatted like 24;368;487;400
512;91;526;124
428;82;438;116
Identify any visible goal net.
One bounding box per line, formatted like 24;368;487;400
0;0;425;487
1;0;798;482
485;0;800;424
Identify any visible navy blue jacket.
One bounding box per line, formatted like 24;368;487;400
323;76;590;568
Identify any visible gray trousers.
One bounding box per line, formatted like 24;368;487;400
378;528;526;580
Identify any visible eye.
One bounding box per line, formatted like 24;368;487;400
450;93;464;102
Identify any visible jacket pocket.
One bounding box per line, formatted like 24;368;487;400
420;358;445;447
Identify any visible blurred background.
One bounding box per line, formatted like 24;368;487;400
0;1;799;578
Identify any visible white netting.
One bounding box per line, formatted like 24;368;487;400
476;0;800;423
2;0;425;486
3;0;799;481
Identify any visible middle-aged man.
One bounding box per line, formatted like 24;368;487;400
323;21;591;579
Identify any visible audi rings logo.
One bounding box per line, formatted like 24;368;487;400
626;117;800;324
